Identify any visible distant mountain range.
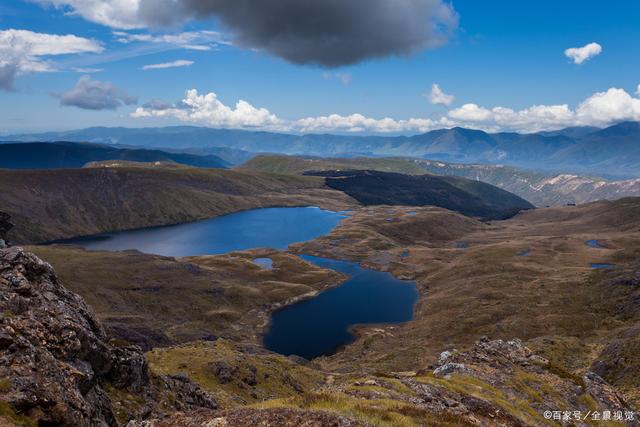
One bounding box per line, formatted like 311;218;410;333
0;141;229;169
3;121;640;177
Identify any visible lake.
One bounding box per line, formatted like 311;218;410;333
57;207;346;257
58;206;419;359
263;255;419;360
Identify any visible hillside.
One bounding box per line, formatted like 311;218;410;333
0;246;219;425
416;159;640;206
0;167;354;243
12;199;640;424
239;155;428;175
306;170;534;220
7;121;640;177
5;246;635;425
242;155;640;206
0;141;229;169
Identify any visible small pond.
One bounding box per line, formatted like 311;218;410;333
263;255;419;360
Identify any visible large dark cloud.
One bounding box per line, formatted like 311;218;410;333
139;0;458;67
56;75;137;110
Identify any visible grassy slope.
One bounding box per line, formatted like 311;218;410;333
290;199;640;405
27;246;346;350
0;166;355;243
238;155;428;176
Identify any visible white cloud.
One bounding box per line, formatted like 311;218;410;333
113;30;227;51
132;89;438;133
131;89;284;130
132;86;640;134
428;83;455;106
0;29;103;90
295;114;435;133
564;42;602;65
33;0;144;29
142;59;193;70
636;84;640;97
56;75;137;110
575;87;640;126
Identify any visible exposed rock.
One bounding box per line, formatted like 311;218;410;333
0;212;12;244
209;361;238;385
0;247;217;426
433;362;468;377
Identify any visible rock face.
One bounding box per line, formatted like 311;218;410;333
0;247;217;426
0;212;12;246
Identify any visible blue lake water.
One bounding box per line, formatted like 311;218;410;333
57;206;418;359
57;207;347;257
263;255;419;359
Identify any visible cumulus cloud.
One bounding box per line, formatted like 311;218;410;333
575;87;640;126
131;89;283;129
428;83;455;106
0;29;103;90
142;59;193;70
56;75;138;110
131;89;438;133
445;88;640;132
564;42;602;65
35;0;458;67
132;86;640;134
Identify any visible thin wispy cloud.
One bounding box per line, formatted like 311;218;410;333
113;30;227;52
0;29;103;90
142;60;194;70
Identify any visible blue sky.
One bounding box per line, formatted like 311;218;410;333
1;0;639;134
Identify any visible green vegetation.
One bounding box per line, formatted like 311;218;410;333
147;340;324;408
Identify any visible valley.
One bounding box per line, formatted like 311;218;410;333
7;195;638;425
4;3;640;425
1;148;639;426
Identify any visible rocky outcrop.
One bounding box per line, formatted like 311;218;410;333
0;212;12;246
0;247;217;426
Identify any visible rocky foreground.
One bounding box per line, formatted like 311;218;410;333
0;242;637;426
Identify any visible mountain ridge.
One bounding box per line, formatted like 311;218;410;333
5;121;639;177
0;141;229;169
